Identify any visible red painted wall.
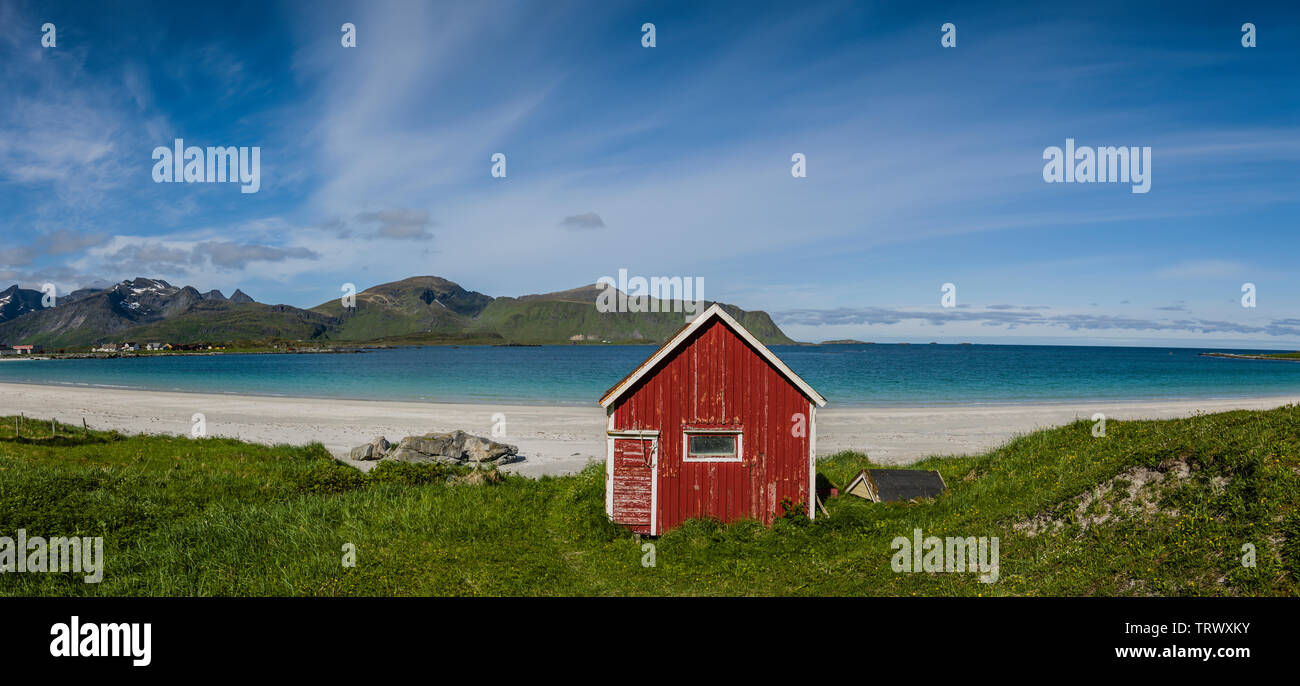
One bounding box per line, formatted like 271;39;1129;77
609;318;813;531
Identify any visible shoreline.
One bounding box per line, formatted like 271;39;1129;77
1;376;1297;410
1;380;1295;477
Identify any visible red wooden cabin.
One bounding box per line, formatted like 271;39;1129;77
600;303;828;535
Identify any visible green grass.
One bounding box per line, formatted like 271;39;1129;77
1;406;1298;596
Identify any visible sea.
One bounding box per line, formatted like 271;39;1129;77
1;344;1299;407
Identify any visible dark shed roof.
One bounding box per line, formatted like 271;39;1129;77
870;469;946;501
845;469;947;502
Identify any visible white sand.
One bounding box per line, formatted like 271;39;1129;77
0;381;1295;476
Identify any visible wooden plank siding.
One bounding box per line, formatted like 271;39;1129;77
608;318;814;531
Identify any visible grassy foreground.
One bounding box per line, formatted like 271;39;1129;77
1;406;1298;596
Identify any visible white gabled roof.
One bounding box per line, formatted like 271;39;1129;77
599;303;827;408
843;470;877;501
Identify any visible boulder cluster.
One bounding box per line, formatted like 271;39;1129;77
349;430;518;467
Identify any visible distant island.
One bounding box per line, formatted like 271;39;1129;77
820;339;872;345
0;276;793;351
1201;351;1300;362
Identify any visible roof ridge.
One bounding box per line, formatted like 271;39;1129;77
599;303;827;408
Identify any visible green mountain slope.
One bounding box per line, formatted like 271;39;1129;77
472;296;793;344
313;279;794;345
0;278;337;348
1;275;795;348
311;276;492;341
122;301;338;344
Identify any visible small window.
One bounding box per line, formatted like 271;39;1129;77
684;431;742;462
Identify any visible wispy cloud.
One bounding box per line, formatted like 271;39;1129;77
355;209;435;240
0;230;102;268
559;212;605;230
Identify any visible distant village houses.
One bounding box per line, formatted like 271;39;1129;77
0;344;39;356
83;341;224;354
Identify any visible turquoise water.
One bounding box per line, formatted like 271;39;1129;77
1;344;1299;406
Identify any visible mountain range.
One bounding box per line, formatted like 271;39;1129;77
0;276;794;349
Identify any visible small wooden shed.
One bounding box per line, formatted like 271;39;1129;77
843;469;947;503
599;303;827;535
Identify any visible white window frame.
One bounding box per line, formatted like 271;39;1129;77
682;429;743;463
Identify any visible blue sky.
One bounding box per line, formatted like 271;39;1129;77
1;0;1298;347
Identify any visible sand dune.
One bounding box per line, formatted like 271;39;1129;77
1;382;1294;477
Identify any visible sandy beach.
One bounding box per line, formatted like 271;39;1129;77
0;381;1295;476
